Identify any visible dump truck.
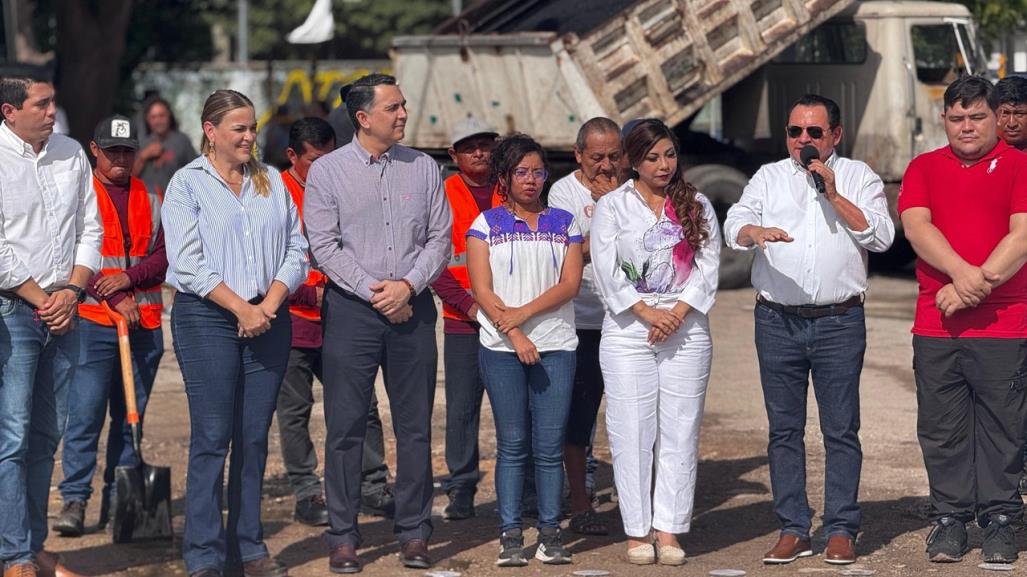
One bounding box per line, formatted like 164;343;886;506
392;0;987;287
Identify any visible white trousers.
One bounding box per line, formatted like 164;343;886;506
600;308;712;537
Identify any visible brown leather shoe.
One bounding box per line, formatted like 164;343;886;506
762;534;813;564
824;535;856;565
242;557;288;577
3;562;37;577
34;551;83;577
398;539;432;569
328;543;361;574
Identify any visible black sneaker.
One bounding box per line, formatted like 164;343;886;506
982;514;1018;563
535;527;572;565
443;493;475;521
360;486;395;519
53;500;86;537
926;516;968;562
295;494;330;526
496;529;529;567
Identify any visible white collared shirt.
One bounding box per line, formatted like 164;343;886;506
0;122;102;291
591;181;721;316
723;153;894;306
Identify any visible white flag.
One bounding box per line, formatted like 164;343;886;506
287;0;334;44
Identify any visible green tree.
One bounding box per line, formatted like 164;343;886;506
956;0;1027;40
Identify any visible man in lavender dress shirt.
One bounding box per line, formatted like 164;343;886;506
303;74;452;573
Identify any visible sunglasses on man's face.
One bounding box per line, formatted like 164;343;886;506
786;125;826;139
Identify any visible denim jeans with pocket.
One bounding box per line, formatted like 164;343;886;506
0;296;78;567
480;347;574;532
754;302;865;539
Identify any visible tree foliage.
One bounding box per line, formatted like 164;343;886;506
955;0;1027;40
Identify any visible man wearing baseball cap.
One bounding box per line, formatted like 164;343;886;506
52;115;168;540
430;116;500;520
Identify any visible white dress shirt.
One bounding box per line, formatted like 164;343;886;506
0;122;102;291
547;172;607;330
723;153;894;306
591;181;721;316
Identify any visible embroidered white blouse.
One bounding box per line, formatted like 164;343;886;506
591;181;721;316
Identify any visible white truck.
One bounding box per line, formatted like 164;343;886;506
392;0;987;287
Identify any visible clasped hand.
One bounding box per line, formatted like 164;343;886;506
236;302;275;338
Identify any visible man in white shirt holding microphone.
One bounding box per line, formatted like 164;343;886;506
724;94;894;567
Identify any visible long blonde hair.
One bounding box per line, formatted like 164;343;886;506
200;89;271;197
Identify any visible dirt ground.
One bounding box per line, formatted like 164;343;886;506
43;275;1017;577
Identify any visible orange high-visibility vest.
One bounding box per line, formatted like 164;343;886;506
443;173;502;322
282;170;327;322
79;176;164;330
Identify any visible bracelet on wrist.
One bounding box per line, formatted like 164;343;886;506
401;279;416;299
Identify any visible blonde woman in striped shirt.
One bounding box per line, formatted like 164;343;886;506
162;90;308;577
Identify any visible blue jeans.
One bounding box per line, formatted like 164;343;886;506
480;348;575;532
0;296;78;567
754;303;865;539
442;332;484;496
59;319;163;504
172;294;290;574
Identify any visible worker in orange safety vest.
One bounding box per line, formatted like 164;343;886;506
430;117;502;520
54;115;168;538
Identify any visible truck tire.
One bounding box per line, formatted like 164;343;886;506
684;164;753;290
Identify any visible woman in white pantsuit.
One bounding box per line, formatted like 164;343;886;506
591;119;720;566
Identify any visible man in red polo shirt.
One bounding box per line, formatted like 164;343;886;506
900;75;1027;565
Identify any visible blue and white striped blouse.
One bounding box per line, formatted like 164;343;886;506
162;155;308;300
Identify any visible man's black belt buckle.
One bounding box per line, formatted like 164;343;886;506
757;294;863;319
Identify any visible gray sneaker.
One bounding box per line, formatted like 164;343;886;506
535;527;572;565
496;529;529;567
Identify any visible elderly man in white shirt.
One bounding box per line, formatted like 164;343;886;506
724;94;894;567
0;71;102;577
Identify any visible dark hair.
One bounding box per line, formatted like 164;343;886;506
488;133;548;199
340;73;397;130
995;75;1027;107
200;89;271;198
788;94;841;129
625;119;708;252
575;116;621;152
143;96;179;132
288;117;336;153
0;65;52;110
944;75;996;111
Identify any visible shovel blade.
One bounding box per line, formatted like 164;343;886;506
112;462;172;543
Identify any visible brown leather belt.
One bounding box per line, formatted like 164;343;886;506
757;294;863;319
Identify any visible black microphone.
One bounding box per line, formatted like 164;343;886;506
800;145;826;194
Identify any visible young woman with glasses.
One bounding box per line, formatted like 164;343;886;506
466;134;584;567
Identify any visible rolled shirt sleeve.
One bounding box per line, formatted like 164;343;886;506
161;170;224;297
677;194;721;314
723;167;765;252
273;181;310;293
845;163;895;254
73;148;103;273
0;180;32;290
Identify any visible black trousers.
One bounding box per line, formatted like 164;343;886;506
276;347;390;501
914;335;1027;525
322;287;437;548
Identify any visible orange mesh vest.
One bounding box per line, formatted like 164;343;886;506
282;170;327;322
79;177;164;330
443;174;502;321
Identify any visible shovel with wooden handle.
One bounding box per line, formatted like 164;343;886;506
102;301;173;543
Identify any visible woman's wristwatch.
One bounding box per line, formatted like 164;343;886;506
65;284;86;303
